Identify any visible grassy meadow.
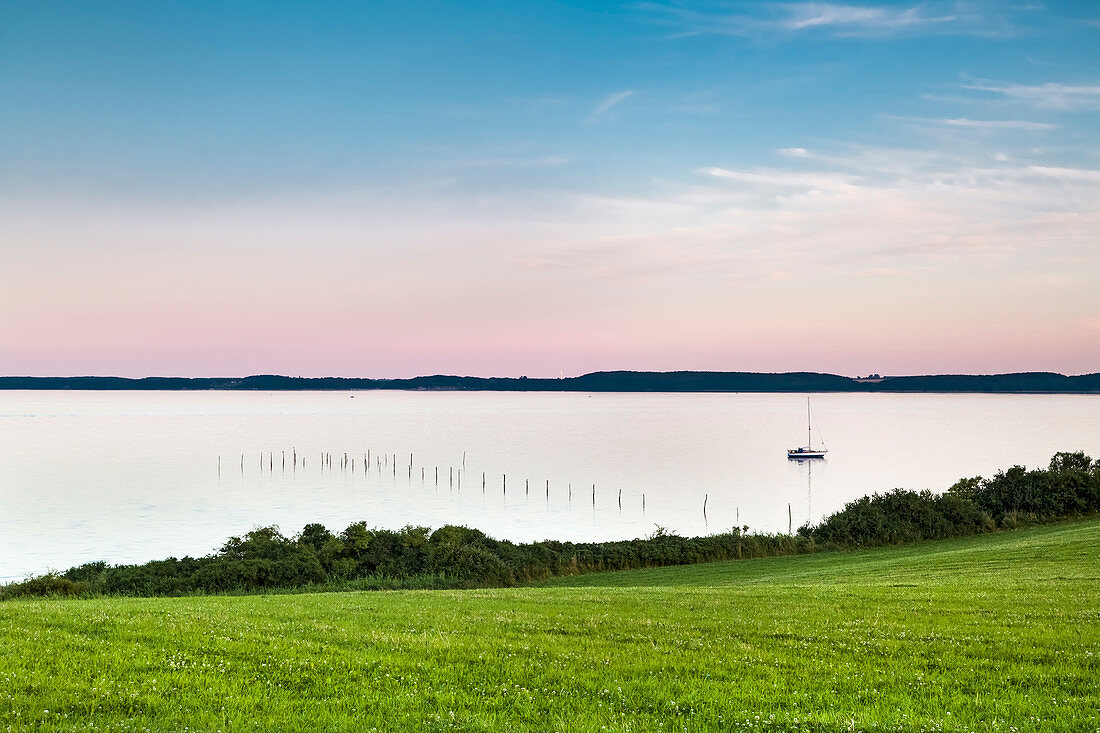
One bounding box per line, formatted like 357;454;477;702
2;520;1097;732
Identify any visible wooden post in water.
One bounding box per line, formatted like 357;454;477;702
618;489;622;510
482;472;486;491
592;484;595;506
450;467;453;487
218;456;221;477
241;454;244;474
503;474;506;494
462;451;466;469
457;470;461;490
788;503;792;535
525;479;529;496
642;493;646;512
421;466;425;480
282;451;285;470
435;467;438;485
703;494;708;518
546;480;549;500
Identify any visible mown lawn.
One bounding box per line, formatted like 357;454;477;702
2;520;1098;732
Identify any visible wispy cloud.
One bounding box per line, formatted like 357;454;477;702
935;117;1057;130
588;90;635;123
636;2;1008;39
700;166;859;192
891;115;1058;131
781;3;954;32
963;79;1100;110
519;144;1100;287
446;155;572;169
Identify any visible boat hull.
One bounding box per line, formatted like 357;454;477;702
787;449;826;459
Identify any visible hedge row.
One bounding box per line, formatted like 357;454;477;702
803;450;1100;547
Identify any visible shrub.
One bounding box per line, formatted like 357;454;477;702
2;573;88;598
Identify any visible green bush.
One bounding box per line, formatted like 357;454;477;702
1;573;88;598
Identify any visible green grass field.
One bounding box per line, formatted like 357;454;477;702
2;520;1098;732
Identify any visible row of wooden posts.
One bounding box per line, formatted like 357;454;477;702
217;450;797;532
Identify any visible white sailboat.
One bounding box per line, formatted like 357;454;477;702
787;397;827;459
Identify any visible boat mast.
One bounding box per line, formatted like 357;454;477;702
806;397;812;448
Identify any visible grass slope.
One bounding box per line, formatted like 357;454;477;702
2;521;1098;732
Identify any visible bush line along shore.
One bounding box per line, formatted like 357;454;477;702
6;451;1099;599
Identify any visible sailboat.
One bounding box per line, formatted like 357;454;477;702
787;397;827;459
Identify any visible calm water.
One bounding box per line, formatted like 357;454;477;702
2;390;1099;579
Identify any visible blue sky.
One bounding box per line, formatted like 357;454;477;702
2;1;1099;376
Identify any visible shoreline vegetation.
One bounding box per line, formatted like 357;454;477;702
5;451;1098;600
2;370;1100;393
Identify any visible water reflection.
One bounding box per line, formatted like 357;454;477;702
788;455;824;528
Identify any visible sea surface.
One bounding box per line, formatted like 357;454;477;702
2;390;1098;579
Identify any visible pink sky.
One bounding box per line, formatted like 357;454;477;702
4;164;1098;378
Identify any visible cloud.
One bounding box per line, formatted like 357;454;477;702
699;166;859;192
1026;165;1100;183
937;117;1057;130
778;147;812;157
447;155;572;169
963;79;1100;110
891;115;1058;131
588;90;635;122
781;3;954;32
635;1;1006;39
522;143;1100;287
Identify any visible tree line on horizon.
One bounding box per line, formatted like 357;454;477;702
4;451;1098;599
1;371;1099;393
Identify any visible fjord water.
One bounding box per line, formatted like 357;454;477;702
2;390;1098;579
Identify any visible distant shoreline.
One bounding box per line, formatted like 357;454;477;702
1;371;1098;394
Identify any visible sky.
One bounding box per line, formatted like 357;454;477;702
2;1;1099;378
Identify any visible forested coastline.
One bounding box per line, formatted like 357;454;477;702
2;371;1100;393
